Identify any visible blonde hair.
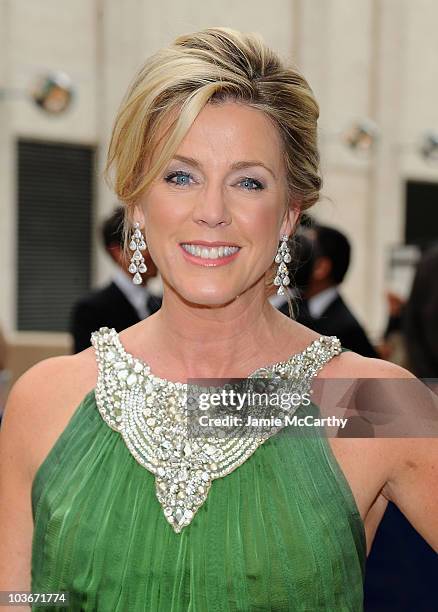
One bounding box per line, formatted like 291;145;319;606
105;27;322;316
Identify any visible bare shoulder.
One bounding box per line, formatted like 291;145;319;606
323;347;415;379
323;350;438;552
323;350;424;464
322;350;417;460
3;347;98;425
0;347;98;482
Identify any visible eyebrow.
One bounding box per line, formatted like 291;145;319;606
171;154;277;179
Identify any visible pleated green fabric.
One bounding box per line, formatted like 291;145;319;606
31;353;366;611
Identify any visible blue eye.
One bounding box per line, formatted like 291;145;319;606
164;171;193;187
239;177;264;190
164;171;264;191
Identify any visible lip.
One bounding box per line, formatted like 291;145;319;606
180;240;240;247
178;243;241;267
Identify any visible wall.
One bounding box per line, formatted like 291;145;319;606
1;0;437;348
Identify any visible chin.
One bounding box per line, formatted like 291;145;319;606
177;283;239;308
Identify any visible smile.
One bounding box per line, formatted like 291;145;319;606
179;243;241;266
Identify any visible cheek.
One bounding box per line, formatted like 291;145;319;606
256;206;280;230
237;199;283;246
142;191;187;259
138;195;171;266
255;206;285;263
144;192;183;227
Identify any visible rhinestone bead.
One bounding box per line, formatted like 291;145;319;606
90;326;342;533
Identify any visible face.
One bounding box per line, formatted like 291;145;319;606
136;102;299;307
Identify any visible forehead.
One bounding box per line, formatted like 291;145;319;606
162;101;284;168
183;102;282;161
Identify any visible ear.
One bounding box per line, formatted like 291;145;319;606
107;243;123;266
314;256;332;280
279;203;301;238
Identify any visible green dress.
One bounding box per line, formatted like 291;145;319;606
31;328;366;611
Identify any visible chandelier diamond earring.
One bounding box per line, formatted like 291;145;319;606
274;234;291;295
128;222;147;285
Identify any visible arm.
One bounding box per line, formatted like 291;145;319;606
341;353;438;551
372;362;438;551
0;355;88;604
0;370;36;607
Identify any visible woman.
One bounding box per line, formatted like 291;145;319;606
0;27;436;611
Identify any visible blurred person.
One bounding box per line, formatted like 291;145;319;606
302;224;379;358
1;27;437;612
270;224;379;359
70;206;162;353
403;243;438;378
376;291;407;365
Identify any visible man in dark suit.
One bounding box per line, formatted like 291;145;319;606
273;224;377;358
70;206;162;353
299;224;377;357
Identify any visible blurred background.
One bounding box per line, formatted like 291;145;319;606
1;0;437;381
0;1;437;608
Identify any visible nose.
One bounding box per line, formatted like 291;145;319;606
191;183;231;228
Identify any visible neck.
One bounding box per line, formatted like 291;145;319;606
149;281;293;379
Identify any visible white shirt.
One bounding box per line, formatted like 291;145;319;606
268;287;300;311
308;286;339;319
112;268;152;320
268;293;288;310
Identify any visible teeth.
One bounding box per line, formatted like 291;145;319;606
181;244;240;259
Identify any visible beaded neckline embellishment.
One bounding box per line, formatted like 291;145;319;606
91;326;342;533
